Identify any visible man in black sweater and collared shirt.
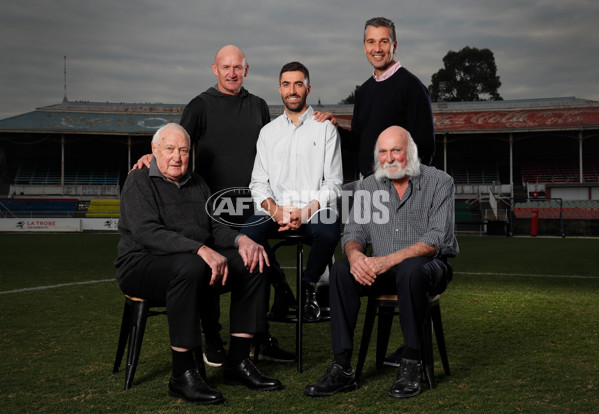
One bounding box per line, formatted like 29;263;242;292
315;16;435;175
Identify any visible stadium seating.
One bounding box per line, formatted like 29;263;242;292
449;161;500;184
455;200;474;221
14;160;120;186
86;199;120;218
520;158;599;184
0;198;78;218
512;200;599;219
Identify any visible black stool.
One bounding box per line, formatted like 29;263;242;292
355;294;450;389
267;232;331;373
113;295;206;389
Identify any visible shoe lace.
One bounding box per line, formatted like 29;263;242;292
318;362;340;382
242;357;262;375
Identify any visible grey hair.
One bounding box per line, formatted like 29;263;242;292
372;129;421;179
152;123;190;145
363;17;397;43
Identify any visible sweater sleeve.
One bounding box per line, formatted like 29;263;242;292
402;74;435;166
180;96;207;146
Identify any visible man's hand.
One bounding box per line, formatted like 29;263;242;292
237;235;270;273
347;249;377;286
313;111;338;127
274;205;299;232
130;154;153;172
363;255;395;276
197;245;228;286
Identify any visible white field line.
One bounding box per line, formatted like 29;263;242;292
0;279;114;294
2;271;598;295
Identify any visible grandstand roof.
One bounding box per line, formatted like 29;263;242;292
0;96;598;136
0;100;184;135
433;96;599;134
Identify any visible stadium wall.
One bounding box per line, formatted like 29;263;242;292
0;218;119;232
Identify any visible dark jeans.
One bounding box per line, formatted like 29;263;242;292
241;209;340;283
118;249;269;348
329;256;452;355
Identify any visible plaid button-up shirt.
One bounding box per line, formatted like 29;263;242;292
342;165;459;258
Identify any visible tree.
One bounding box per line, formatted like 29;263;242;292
429;46;502;102
338;85;360;104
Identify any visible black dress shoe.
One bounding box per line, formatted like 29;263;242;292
302;282;321;322
389;358;422;399
168;369;225;405
223;358;283;391
304;362;358;397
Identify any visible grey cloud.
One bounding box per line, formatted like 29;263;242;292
1;0;598;119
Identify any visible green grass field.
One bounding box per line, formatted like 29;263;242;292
1;234;598;413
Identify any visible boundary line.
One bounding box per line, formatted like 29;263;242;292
2;271;598;295
1;279;114;295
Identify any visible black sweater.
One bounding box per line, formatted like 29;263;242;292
180;86;270;192
343;67;435;176
115;160;238;283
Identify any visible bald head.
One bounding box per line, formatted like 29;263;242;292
212;45;249;95
214;45;246;63
373;125;421;180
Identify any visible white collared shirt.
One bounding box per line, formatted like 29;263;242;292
250;106;343;213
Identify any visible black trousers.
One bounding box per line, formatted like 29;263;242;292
118;249;268;348
329;256;452;356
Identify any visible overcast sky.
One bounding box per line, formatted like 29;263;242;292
1;0;597;120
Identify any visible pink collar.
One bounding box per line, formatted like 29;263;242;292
373;60;402;82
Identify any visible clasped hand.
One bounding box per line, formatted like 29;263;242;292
348;252;394;286
274;205;310;231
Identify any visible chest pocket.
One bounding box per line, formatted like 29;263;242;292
407;209;428;234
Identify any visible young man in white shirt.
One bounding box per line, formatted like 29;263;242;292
241;61;343;322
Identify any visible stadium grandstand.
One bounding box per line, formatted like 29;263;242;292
1;96;598;235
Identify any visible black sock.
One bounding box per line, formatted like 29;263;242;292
228;335;252;366
333;350;352;370
171;349;195;377
403;346;420;361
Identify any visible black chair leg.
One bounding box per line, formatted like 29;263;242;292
124;300;150;390
296;241;304;373
355;296;378;382
113;300;131;374
431;301;450;376
375;303;395;369
421;310;435;389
